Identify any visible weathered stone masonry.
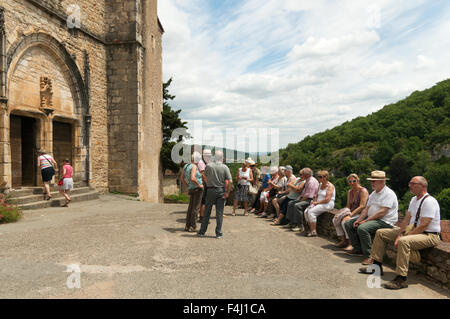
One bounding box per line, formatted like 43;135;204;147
0;0;163;202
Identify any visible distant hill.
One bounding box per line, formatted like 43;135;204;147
279;78;450;218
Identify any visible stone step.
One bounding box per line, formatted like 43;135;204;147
19;191;100;210
10;187;92;205
8;182;88;197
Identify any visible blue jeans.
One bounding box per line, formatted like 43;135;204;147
199;187;226;236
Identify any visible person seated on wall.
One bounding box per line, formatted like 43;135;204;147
332;174;369;249
271;166;301;223
304;170;336;237
344;170;398;261
258;166;279;216
251;166;271;214
259;166;288;218
280;167;319;229
247;158;261;210
359;176;441;290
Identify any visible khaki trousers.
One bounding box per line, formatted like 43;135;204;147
371;227;440;277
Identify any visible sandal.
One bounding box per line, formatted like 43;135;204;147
307;231;318;237
243;211;249;216
231;212;236;216
46;195;52;201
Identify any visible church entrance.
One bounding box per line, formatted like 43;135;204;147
52;121;73;171
10;115;38;188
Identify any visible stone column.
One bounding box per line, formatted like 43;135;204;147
0;7;10;190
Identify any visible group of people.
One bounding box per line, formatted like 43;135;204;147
38;150;74;207
182;152;443;290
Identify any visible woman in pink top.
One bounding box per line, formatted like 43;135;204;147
59;159;74;207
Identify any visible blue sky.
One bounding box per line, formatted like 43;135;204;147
158;0;450;152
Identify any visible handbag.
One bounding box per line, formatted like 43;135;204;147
248;184;258;195
403;195;429;236
58;178;64;186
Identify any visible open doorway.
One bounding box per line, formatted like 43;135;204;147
10;115;37;188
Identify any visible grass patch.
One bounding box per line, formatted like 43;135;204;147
0;194;23;224
164;193;190;203
110;190;140;198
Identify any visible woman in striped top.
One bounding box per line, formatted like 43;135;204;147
37;150;58;200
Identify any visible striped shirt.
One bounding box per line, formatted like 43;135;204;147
39;155;54;170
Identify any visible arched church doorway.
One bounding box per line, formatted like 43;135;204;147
10;114;38;187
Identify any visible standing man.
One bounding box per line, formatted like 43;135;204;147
198;150;232;239
344;171;398;261
282;168;319;230
359;176;441;290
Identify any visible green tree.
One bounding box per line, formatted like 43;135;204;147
436;188;450;220
161;78;189;173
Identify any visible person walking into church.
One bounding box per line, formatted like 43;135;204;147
59;159;73;207
37;149;57;201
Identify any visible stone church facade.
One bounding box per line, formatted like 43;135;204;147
0;0;164;202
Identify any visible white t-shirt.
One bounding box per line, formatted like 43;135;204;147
367;186;398;226
408;194;441;233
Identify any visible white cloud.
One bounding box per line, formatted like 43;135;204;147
288;31;381;60
360;61;404;78
158;0;450;152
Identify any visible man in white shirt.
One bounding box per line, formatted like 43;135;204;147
359;176;441;290
344;171;398;260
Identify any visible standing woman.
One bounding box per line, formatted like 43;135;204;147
181;151;204;232
59;159;74;207
232;160;253;216
332;173;369;249
37;150;57;200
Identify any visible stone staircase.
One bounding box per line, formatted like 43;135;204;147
7;182;99;210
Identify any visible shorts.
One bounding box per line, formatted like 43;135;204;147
60;178;74;191
41;167;55;182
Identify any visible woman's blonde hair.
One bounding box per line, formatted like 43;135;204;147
317;170;329;179
347;173;360;183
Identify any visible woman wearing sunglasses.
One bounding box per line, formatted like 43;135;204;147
332;173;369;249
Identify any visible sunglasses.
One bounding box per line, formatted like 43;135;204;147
348;180;358;184
317;175;324;178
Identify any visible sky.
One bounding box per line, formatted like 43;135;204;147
158;0;450;152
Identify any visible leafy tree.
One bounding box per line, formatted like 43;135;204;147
160;78;189;173
436;188;450;220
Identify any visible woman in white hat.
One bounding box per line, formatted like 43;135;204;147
232;159;254;216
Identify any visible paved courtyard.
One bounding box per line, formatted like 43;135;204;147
0;194;448;299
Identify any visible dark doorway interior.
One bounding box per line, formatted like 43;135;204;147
53;121;73;172
10;115;37;188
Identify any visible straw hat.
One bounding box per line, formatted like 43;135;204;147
367;170;390;181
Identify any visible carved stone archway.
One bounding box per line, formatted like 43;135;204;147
0;32;91;189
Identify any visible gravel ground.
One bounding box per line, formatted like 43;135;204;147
0;194;448;299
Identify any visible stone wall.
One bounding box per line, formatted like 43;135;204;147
2;0;108;191
316;209;450;290
1;0;163;201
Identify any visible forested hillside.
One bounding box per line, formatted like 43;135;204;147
279;78;450;218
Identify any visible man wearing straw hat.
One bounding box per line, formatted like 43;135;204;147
344;171;398;261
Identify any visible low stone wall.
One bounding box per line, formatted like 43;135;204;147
317;209;450;290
